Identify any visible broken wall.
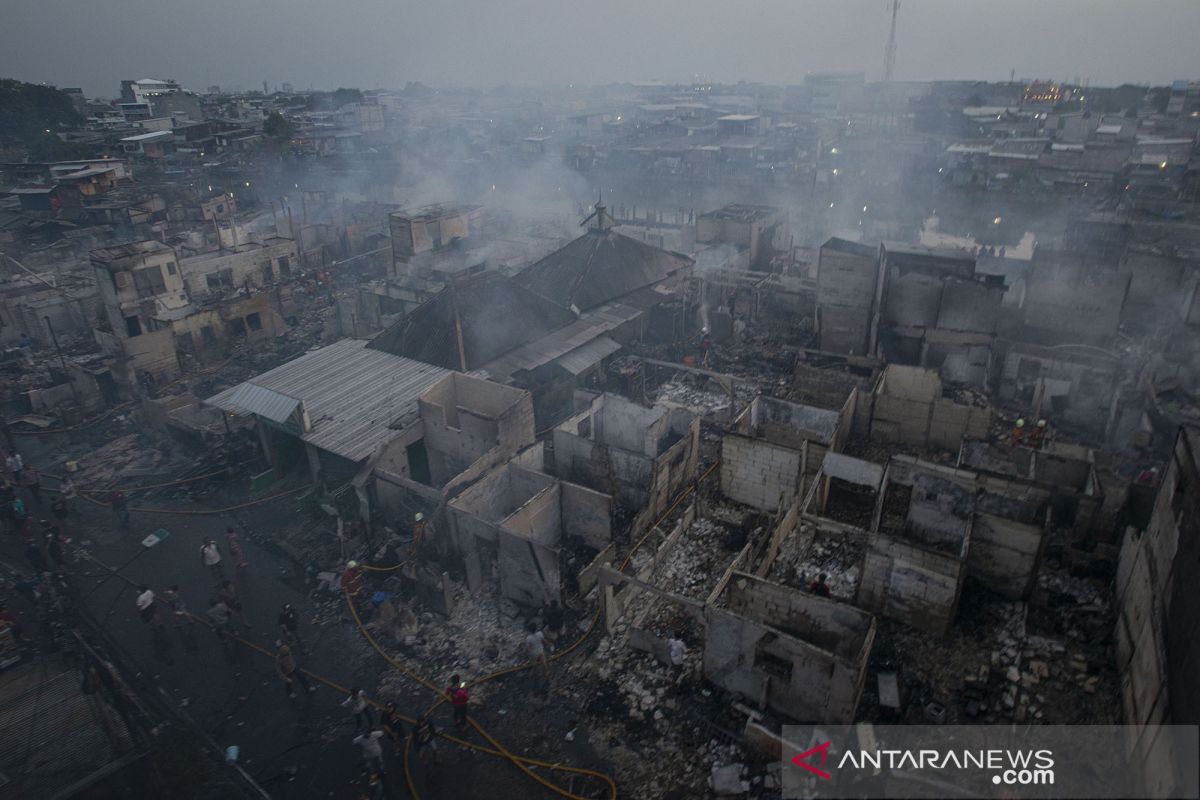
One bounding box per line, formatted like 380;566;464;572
704;572;874;723
868;365;991;451
419;374;535;487
969;513;1045;599
554;393;697;536
1114;428;1200;799
857;531;966;635
720;433;802;512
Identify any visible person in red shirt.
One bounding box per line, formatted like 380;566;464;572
446;673;469;729
808;573;831;598
342;560;363;602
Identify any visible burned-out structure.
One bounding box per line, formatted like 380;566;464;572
721;392;854;512
553;392;699;538
447;453;611;606
1115;426;1200;798
815;237;881;355
876;242;1005;388
369;206;693;427
860;364;992;453
704;571;876;723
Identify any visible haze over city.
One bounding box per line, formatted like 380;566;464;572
2;0;1200;95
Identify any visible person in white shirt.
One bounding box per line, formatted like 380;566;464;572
199;538;224;581
136;585;159;625
352;729;385;774
5;451;23;483
524;622;549;680
341;687;373;731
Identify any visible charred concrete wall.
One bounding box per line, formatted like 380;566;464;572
857;531;966;635
885;456;1047;600
418;373;535;487
704;572;875;723
1115;427;1200;798
553;393;697;535
816;239;880;355
867;365;991;451
1021;253;1130;346
993;342;1123;438
448;460;611;605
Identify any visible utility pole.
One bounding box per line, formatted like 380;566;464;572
883;0;899;83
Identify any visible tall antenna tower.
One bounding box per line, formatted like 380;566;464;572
883;0;899;82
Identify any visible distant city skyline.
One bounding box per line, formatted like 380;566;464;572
2;0;1198;99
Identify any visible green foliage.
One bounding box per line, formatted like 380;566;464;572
330;87;363;108
263;111;295;141
0;78;84;149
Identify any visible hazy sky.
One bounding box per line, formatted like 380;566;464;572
3;0;1198;97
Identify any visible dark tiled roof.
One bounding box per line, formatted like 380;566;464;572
368;272;576;370
515;229;692;313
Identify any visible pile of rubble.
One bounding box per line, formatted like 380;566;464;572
769;525;864;599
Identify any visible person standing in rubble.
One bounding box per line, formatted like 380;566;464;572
698;327;713;368
445;674;470;729
6;451;24;485
667;633;688;683
1010;418;1026;446
808;573;831;598
1028;419;1048;449
410;512;427;555
524;622;550;684
543;599;565;650
342;560;364;605
58;476;77;514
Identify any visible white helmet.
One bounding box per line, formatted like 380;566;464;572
701;326;709;334
414;512;424;522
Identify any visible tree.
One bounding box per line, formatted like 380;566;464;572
263;111;295;141
964;93;984;107
0;79;84;150
330;87;363;108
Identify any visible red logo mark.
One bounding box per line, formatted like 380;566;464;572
791;741;833;780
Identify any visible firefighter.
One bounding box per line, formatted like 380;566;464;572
698;327;712;368
411;511;427;553
342;560;364;602
1010;418;1026;446
1028;419;1048;448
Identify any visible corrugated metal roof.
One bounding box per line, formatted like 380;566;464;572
206;339;450;462
222;382;299;423
480;302;641;380
555;336;622;375
0;661;139;799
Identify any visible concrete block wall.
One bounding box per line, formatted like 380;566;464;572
561;482;612;550
968;513;1044;599
721;433;802;512
857;533;965;635
702;601;870;724
726;573;873;661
